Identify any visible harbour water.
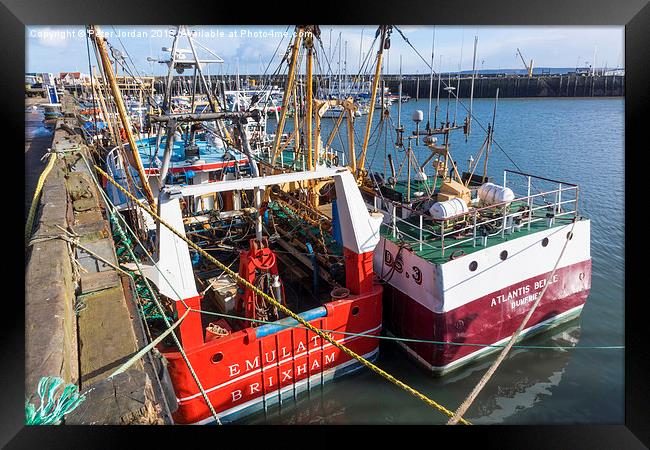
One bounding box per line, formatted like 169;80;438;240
245;97;624;424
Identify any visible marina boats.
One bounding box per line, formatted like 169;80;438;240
85;23;592;425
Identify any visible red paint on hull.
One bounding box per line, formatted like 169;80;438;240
383;260;591;371
163;285;382;424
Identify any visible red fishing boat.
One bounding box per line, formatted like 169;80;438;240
137;168;384;424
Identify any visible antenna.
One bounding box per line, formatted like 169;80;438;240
467;35;478;139
397;54;403;147
426;26;435;132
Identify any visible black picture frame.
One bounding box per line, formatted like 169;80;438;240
9;0;649;447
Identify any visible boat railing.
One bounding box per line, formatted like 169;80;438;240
369;170;580;258
258;144;347;171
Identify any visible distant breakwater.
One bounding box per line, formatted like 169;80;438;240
140;73;624;98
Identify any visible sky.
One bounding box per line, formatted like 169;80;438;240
26;25;624;76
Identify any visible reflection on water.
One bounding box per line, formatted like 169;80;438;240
462;321;581;424
245;321;585;425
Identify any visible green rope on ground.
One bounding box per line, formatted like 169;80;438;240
108;213;174;323
25;377;85;425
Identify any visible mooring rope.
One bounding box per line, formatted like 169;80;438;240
94;163;471;425
446;219;578;425
192;308;623;351
76;154;223;425
25;151;58;247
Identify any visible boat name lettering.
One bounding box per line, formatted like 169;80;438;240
489;274;560;308
227;336;325;378
229;352;336;403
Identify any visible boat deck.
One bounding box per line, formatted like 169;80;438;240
136;134;248;170
379;205;569;265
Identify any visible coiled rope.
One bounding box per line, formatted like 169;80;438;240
94;164;471;425
25;377;85;425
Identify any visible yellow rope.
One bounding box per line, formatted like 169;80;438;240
94;164;471;425
446;220;578;425
25;152;58;247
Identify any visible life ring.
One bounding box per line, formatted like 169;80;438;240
251;247;276;271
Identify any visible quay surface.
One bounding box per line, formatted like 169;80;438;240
24;94;173;424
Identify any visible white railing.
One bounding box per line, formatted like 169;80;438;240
367;170;580;259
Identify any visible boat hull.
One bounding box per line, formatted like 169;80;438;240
163;284;383;424
376;219;592;375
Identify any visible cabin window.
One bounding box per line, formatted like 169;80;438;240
542;237;549;247
351;306;360;316
500;250;508;261
211;352;224;364
567;231;574;240
469;261;478;272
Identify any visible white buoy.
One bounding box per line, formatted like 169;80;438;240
429;198;469;220
412;110;424;123
477;182;515;206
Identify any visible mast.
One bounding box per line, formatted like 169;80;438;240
453;33;464;127
90;25;156;207
427;27;435;131
306;34;314;171
483;88;499;182
271;26;304;166
358;25;391;175
434;55;442;129
359;27;364;74
91;68;114;139
397;55;403;147
344;40;348;97
337;32;342;98
467;35;478;138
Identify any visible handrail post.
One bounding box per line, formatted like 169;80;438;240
419;214;423;251
392;204;397;238
557;183;562;215
472;211;477;247
527;176;532;231
502;204;507;238
441;225;445;257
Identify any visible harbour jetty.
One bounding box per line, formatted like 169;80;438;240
138;74;624;99
25;95;173;424
382;73;624;98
